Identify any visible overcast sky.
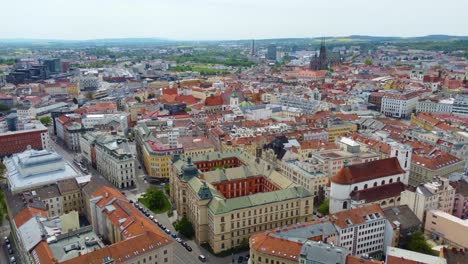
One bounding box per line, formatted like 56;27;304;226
2;0;467;40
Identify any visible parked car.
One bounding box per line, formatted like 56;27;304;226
198;255;207;262
4;236;10;244
185;246;192;252
171;233;177;238
8;248;13;255
238;256;243;263
149;215;154;220
165;229;171;234
175;238;182;243
181;242;188;248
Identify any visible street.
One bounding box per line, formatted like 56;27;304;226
49;137;249;263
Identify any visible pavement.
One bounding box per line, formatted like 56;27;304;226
49;136;250;263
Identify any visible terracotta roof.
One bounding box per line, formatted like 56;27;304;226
329;204;385;229
13;207;47;228
250;233;302;262
412;151;461;170
331;157;405;185
31;241;56;264
350;182;406;203
61;231;171;264
346;255;383;264
204;95;224;106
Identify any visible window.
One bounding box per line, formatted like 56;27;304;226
354;186;358;191
374;182;377;187
364;184;368;189
342;201;348;210
381;180;385;185
389;178;393;183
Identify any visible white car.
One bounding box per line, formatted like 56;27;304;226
149;215;154;220
175;238;182;243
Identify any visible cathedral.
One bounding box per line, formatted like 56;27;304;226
309;38;341;71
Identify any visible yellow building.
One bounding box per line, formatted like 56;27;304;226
326;122;358;142
58;178;84;214
170;149;314;254
425;209;468;248
67;83;79;97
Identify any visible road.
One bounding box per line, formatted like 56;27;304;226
49;136;249;264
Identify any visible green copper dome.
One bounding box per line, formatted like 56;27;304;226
180;156;200;182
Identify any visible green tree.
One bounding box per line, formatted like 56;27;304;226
174;216;194;239
463;76;467;84
135;96;142;103
164;184;170;196
364;59;373;66
406;231;434;255
0;103;10;111
317;198;329;216
185;107;192;112
39;116;52;126
140;186;170;213
85;91;94;100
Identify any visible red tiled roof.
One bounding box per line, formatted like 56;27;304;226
350;182;405;203
331;157;405;185
330;204;385;229
204;95;224;106
31;241;55;264
13;207;47;228
250;233;302;262
346;255;383;264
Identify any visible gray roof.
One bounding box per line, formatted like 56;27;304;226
18;216;47;251
271;221;337;244
384;205;421;231
35;184;61;200
300;241;347;264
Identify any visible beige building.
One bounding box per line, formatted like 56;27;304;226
409;152;464;186
424;209;468;249
170;149;314;254
401;178;455;222
58;178;84;214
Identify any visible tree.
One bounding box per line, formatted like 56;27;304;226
142;187;167;212
317;198;329;216
174;216;194;239
464;76;467;84
85;92;94;101
364;59;373;66
185;107;192;112
135;96;142;103
406;231;434;255
0;103;9;111
39;116;52;126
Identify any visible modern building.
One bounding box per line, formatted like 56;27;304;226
386;247;447;264
452;95;468;117
329;204;393;257
170;149;314;253
4;148;81;194
400;178;455;222
329;158;407;214
266;44;277;61
381;92;419;119
0;121;50;157
424;209;468;249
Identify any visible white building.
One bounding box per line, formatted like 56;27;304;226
82;113;129;132
400;178;455;221
452;95;468;117
330;204;393;257
4;148;80;194
381;93;419;119
329;157;407;214
93;134;136;189
416;98;453;114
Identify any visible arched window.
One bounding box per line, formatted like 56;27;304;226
389;178;393;183
397;197;401;202
397;177;401;182
381;180;386;185
374;182;377;187
381;201;387;206
354;186;358;192
343;201;348;210
389;199;394;204
364;184;368;189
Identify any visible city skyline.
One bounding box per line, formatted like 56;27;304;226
1;0;467;40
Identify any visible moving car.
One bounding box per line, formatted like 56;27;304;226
198;255;207;262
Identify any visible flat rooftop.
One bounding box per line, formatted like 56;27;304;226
49;229;102;263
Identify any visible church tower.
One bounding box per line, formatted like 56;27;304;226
230;87;239;107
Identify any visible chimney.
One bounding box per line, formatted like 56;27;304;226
105;192;108;198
